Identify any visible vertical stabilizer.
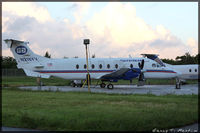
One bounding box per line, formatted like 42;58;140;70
4;39;50;78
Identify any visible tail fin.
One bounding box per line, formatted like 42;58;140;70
4;39;50;78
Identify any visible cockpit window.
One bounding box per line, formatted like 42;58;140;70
152;64;156;67
157;64;161;67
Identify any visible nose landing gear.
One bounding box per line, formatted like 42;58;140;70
175;78;181;89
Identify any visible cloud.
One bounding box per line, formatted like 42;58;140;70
83;2;197;59
86;3;157;47
69;2;90;25
2;2;51;23
186;38;198;55
2;2;198;60
2;2;84;58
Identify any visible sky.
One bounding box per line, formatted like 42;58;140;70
2;2;198;59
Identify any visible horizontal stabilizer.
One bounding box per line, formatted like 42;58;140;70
23;69;50;78
4;39;29;48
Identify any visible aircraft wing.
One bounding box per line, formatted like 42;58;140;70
100;68;139;81
100;68;129;80
141;54;165;67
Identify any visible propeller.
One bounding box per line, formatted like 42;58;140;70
138;59;144;70
138;59;145;81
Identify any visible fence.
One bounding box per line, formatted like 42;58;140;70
2;69;26;77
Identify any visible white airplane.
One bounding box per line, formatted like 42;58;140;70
4;39;198;89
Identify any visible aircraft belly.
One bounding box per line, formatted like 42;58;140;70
178;74;198;80
144;72;177;79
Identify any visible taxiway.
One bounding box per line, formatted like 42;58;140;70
19;84;198;95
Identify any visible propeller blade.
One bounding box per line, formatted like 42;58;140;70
140;59;144;69
138;59;144;69
138;62;141;68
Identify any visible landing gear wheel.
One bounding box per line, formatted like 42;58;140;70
71;82;76;87
176;83;181;89
100;83;106;88
77;84;83;87
107;84;114;89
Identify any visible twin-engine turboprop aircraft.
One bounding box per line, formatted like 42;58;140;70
4;39;198;89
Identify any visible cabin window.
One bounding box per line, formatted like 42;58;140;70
91;64;95;69
115;64;118;69
152;64;156;67
107;64;110;69
189;69;192;72
84;64;87;69
99;64;102;69
195;69;197;72
130;64;133;68
76;64;79;69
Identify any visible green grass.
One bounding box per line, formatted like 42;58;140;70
2;76;71;87
2;88;198;131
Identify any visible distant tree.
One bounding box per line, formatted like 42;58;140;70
44;51;51;58
74;56;78;58
2;56;17;69
63;56;68;59
162;52;198;65
175;52;194;64
194;54;199;64
162;58;177;65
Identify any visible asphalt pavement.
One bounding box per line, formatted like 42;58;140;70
19;84;198;95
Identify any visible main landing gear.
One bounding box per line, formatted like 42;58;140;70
100;82;114;89
71;80;83;87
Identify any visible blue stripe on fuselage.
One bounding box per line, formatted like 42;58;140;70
35;69;176;74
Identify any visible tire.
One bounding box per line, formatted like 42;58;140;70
107;84;114;89
100;83;106;88
71;82;76;87
80;84;83;87
176;84;181;89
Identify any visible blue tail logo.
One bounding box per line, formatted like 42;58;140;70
15;46;27;55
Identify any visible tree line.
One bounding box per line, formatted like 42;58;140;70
161;52;199;65
1;52;199;69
